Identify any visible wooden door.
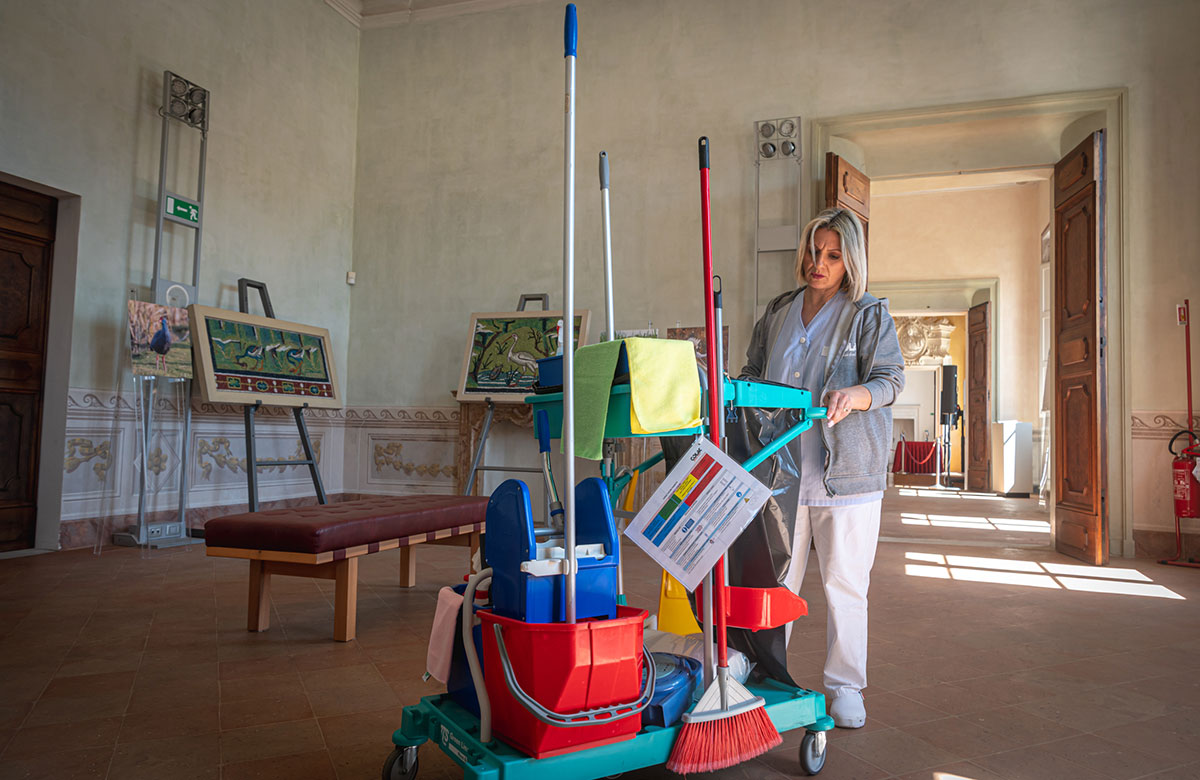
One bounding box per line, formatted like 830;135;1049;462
0;181;56;552
966;301;991;492
1053;132;1107;565
825;152;870;255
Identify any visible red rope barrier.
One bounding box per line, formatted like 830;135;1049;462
908;446;936;466
894;441;937;473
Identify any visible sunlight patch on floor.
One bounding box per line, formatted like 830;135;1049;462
900;511;1051;534
897;488;1007;501
903;552;1185;599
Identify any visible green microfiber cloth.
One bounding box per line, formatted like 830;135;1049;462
564;340;624;460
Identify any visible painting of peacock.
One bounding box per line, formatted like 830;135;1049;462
127;300;193;379
149;316;172;372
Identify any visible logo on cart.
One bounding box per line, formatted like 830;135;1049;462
439;726;472;764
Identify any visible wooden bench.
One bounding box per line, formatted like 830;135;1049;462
204;495;488;641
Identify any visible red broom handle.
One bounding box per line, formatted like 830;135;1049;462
698;136;728;669
1186;300;1194;445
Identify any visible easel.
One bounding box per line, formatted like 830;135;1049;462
460;293;550;496
238;279;326;511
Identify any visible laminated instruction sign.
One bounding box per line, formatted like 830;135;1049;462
624;436;771;592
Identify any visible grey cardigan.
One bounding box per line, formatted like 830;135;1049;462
741;288;905;497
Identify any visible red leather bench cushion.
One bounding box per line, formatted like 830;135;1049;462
204;495;488;554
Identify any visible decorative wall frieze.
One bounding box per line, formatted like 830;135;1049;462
146;447;169;476
343;406;459;428
64;388;457;425
59;387;458;544
196;437;323;480
373;441;456;479
894;316;955;366
196;437;244;478
1130;412;1199;441
63;438;111;480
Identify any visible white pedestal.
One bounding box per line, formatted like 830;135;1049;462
990;420;1032;496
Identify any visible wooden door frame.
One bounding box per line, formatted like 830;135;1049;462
810;89;1130;558
0;172;81;554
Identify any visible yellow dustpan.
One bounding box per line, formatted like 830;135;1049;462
657;571;702;636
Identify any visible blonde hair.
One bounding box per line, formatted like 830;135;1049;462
794;207;868;301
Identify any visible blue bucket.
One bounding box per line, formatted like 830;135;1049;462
642;652;701;728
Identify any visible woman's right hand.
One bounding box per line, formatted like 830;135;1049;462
823;385;872;427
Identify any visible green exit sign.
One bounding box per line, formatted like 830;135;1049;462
164;193;200;226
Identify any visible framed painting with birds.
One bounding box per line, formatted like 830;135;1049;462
128;300;193;379
457;310;590;402
188;305;342;409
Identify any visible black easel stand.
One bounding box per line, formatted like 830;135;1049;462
238;278;327;512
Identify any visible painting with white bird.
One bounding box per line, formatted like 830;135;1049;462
188;305;342;409
458;310;590;402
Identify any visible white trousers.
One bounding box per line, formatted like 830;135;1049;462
783;500;882;698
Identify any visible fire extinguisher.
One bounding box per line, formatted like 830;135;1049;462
1169;430;1200;520
1162;298;1199;567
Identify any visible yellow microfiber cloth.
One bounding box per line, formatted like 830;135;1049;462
624;338;703;434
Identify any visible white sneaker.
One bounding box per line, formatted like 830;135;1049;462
829;691;866;728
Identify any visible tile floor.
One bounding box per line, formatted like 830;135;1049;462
1;489;1198;779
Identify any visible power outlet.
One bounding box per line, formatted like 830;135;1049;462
147;524;166;539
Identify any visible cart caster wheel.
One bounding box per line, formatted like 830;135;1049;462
382;746;419;780
799;730;827;775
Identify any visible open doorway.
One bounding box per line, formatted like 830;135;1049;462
868;171;1052;549
888;313;967;489
810;91;1128;558
873;169;1051;495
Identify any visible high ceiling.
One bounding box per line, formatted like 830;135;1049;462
324;0;548;28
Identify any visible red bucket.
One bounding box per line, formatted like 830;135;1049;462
478;605;648;758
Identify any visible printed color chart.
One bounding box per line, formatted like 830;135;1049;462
624;436;770;591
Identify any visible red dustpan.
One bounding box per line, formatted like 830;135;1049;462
695;583;808;632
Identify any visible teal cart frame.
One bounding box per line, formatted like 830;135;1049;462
386;681;833;780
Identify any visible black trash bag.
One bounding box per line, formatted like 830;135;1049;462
658;404;807;688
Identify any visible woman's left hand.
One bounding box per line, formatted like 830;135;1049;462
822;385;872;427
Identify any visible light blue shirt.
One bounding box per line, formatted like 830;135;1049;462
766;290;882;507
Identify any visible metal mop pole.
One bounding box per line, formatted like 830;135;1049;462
600;151;615;342
562;3;578;623
599;150;628;600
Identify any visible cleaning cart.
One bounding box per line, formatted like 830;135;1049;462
383;7;832;778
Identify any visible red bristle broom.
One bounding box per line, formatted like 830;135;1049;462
666;137;782;774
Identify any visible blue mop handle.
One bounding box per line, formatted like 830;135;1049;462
536;409;552;454
536;409;563;520
564;3;577;57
